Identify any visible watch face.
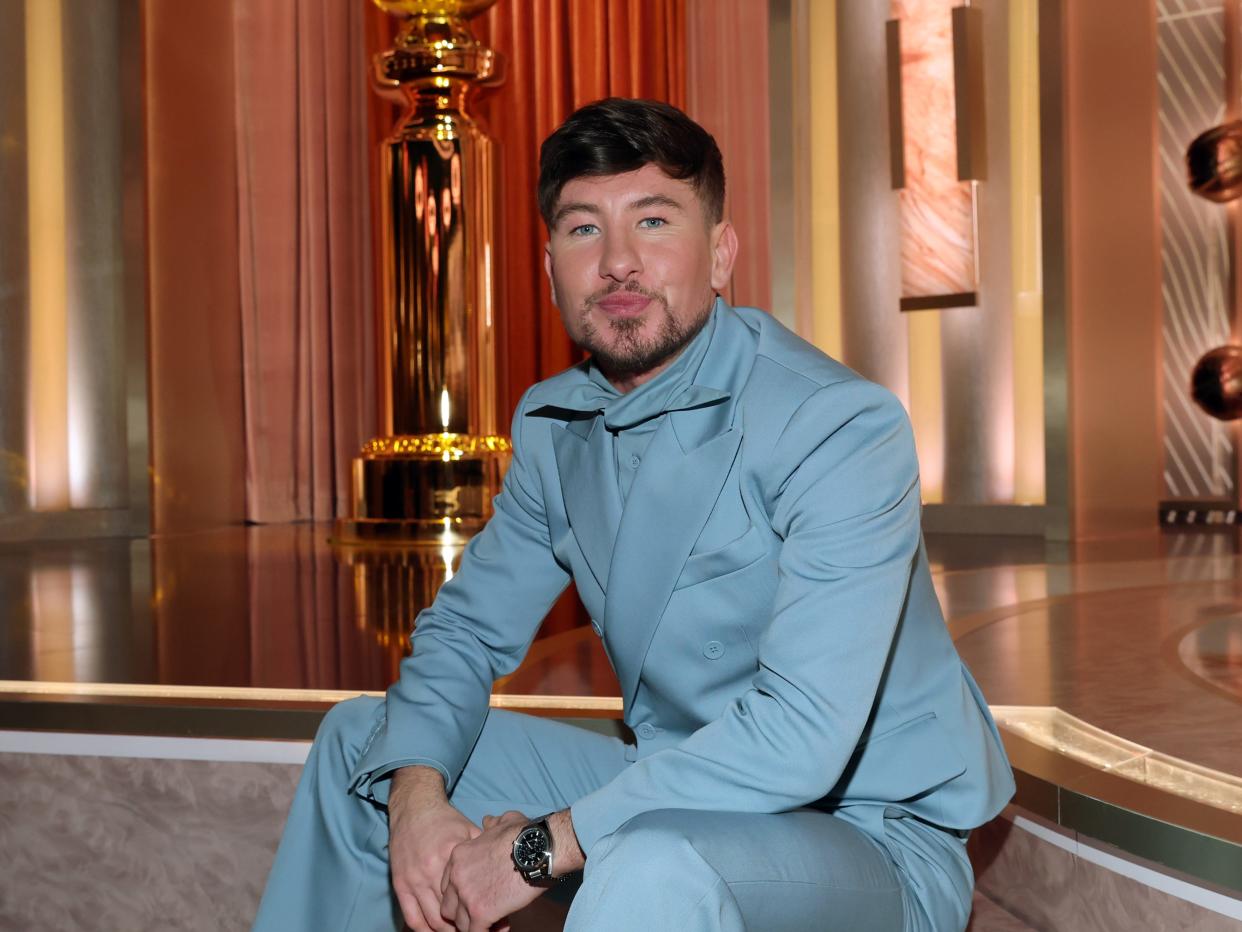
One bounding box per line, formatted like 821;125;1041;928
513;825;550;870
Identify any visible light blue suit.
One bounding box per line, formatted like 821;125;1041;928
255;301;1014;932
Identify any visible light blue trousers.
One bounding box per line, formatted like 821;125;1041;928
253;697;972;932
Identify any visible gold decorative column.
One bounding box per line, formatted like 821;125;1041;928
338;0;510;546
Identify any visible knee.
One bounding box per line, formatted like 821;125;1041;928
589;811;710;881
571;812;731;926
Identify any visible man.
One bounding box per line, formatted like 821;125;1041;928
254;98;1014;932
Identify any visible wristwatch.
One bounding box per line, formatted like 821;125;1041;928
511;815;555;883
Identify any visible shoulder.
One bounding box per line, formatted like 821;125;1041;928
731;306;906;442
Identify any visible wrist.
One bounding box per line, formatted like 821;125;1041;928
546;809;585;875
388;765;447;817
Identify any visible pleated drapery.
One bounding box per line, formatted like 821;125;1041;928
146;0;374;531
232;1;375;524
686;0;772;311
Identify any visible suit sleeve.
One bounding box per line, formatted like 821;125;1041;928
570;378;922;851
349;389;571;802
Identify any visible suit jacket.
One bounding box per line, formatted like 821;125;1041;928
351;300;1015;853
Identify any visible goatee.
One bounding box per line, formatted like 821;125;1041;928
579;287;712;381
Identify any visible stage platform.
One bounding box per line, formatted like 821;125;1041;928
2;524;1242;928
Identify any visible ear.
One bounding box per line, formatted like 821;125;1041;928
544;243;558;306
708;221;739;293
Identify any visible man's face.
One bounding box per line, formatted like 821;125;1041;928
544;163;737;386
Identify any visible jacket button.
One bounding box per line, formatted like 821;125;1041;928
703;640;725;660
636;722;656;740
629;454;641;468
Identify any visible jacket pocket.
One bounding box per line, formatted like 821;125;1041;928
675;523;769;590
829;711;968;804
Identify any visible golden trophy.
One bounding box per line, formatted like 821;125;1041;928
336;0;508;653
338;0;509;550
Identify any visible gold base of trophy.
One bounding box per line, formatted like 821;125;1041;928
334;432;512;545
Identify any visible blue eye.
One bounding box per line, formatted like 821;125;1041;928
569;223;599;236
639;217;667;229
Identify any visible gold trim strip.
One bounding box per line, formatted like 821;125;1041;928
2;679;1237;811
0;679;623;713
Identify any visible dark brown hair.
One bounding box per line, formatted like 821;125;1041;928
537;98;726;227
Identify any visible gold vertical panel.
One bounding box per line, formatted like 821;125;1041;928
952;5;986;182
809;0;842;360
25;0;69;511
1010;0;1044;505
891;0;978;310
907;310;944;502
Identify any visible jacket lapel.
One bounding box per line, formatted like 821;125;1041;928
551;416;622;594
604;408;744;708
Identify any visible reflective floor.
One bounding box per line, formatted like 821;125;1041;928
2;524;1241;781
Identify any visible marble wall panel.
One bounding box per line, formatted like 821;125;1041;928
0;753;299;931
891;0;977;302
972;809;1242;931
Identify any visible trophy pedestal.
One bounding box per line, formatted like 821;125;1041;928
334;433;511;544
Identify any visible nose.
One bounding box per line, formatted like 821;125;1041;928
598;229;642;282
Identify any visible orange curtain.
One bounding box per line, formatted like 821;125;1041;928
232;0;376;523
685;0;772;311
146;0;375;529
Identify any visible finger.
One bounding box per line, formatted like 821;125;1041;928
439;877;459;925
415;887;454;932
481;814;498;829
395;888;428;932
501;810;525;822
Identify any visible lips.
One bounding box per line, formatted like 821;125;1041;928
595;292;652;316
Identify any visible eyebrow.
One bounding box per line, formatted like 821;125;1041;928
551;192;686;229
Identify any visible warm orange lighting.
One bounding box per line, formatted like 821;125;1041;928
1010;0;1045;504
25;0;70;511
907;313;944;502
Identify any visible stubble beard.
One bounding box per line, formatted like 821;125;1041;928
578;285;713;382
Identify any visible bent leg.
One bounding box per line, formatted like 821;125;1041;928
566;808;906;932
253;699;629;932
253;696;398;932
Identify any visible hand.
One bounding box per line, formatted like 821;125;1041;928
439;810;544;932
387;767;481;932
